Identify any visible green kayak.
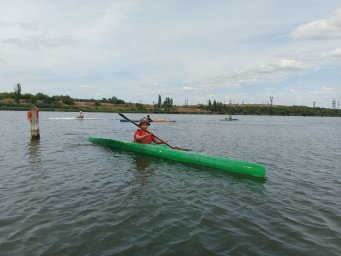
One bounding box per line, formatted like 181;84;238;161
88;137;266;177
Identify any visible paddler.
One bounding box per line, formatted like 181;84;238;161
134;117;163;144
147;115;153;122
77;111;84;118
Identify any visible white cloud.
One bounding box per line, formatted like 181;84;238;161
0;1;340;108
200;44;341;93
1;35;76;50
182;86;200;91
79;85;96;89
320;48;341;60
205;58;309;89
291;8;341;40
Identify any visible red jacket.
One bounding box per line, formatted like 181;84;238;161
134;129;155;144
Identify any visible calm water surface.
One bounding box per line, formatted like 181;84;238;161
0;111;340;256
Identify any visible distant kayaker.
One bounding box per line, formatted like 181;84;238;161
77;111;84;118
147;115;153;122
134;117;163;144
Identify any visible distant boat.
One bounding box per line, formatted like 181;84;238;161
120;119;139;122
220;116;238;121
48;117;103;120
77;111;85;119
151;118;176;122
120;118;175;123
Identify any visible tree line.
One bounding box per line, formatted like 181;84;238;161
202;99;340;116
0;84;126;106
0;86;175;111
1;85;340;116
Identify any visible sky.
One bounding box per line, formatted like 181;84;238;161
0;0;340;108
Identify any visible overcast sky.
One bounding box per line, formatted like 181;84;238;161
0;0;340;107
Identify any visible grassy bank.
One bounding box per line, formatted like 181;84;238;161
1;100;340;117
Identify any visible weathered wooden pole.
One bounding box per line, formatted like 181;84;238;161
27;107;40;139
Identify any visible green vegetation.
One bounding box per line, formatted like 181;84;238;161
1;91;75;105
155;96;174;111
202;101;340;116
14;83;21;104
100;96;125;104
0;90;340;117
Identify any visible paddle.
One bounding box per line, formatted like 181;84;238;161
118;113;183;150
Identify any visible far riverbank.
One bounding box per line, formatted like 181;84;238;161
1;102;340;117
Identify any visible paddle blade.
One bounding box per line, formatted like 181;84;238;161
118;113;126;119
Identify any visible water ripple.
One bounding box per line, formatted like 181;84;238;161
0;113;340;255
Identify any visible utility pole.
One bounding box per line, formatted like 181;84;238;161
313;101;316;108
332;99;336;109
269;96;273;115
184;99;188;107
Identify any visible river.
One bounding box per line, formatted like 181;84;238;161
0;111;340;255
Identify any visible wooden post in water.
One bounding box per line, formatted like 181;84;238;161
27;107;40;139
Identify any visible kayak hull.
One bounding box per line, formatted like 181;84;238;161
151;118;176;122
88;137;266;177
220;118;238;121
120;119;175;122
49;117;103;120
120;119;140;122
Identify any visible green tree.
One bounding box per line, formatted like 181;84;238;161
110;96;125;104
14;83;21;104
162;97;174;110
61;95;74;105
35;92;50;103
158;95;162;109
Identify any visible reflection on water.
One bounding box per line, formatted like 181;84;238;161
28;138;40;150
27;138;41;164
134;154;151;171
133;154;155;185
26;138;47;182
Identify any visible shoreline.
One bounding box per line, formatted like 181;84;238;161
1;105;340;117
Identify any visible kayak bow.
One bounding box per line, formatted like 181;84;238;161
88;137;266;177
